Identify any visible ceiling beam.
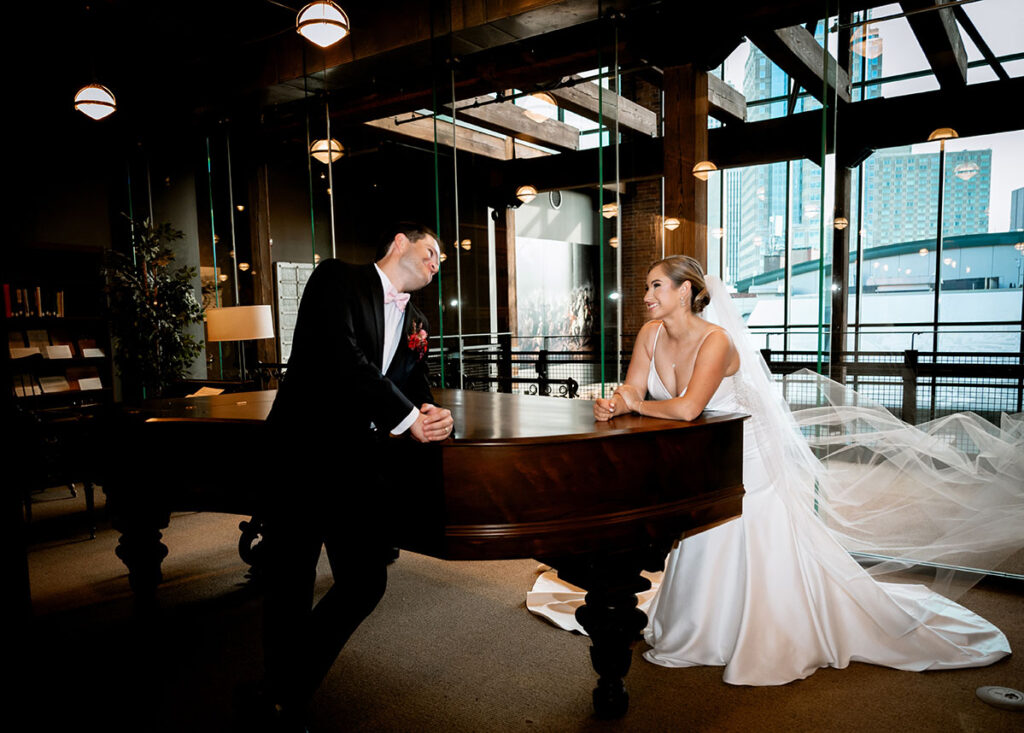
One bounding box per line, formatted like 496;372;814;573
491;76;1024;194
364;115;549;161
900;1;967;88
546;76;659;137
707;74;747;125
444;96;580;151
748;24;851;105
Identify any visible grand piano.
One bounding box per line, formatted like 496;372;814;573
104;388;746;718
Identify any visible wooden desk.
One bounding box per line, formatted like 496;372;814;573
105;389;746;718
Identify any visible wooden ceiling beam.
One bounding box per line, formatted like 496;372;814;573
748;24;851;105
444;96;580;151
900;0;967;88
546;76;659;137
364;115;549;161
707;73;747;125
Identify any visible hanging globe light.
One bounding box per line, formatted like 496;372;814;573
460;239;472;251
664;217;681;231
296;2;350;48
74;84;116;120
834;216;849;230
692;160;717;181
516;185;538;204
608;237;618;248
310;138;345;163
851;25;883;59
523;92;557;123
954;161;979;181
602;202;618;218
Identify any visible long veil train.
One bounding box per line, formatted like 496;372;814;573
701;275;1024;601
528;275;1022;681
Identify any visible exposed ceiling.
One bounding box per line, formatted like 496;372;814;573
22;1;1023;179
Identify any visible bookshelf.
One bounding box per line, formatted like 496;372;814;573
5;244;113;409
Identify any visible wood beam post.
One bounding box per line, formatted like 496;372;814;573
663;65;708;269
249;162;278;365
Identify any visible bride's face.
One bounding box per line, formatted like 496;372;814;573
644;265;689;317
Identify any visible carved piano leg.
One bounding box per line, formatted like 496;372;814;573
553;548;663;719
109;501;171;600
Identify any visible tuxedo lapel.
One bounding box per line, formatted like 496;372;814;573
363;265;386;369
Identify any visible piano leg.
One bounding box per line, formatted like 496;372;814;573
551;547;664;719
107;485;171;602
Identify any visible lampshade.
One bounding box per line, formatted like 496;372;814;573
523;92;556;123
664;217;680;231
310;138;344;163
296;2;350;48
516;185;538;204
601;202;618;218
206;305;274;342
851;25;883;59
74;84;116;120
692;160;717;181
928;127;959;142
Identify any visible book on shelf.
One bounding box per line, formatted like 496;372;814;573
38;375;71;393
13;374;42;397
76;337;105;358
25;329;50;353
66;366;103;391
8;330;25;349
10;346;41;359
45;344;74;359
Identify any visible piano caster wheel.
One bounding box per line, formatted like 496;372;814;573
593;681;629;719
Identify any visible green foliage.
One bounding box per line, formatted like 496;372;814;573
104;219;204;399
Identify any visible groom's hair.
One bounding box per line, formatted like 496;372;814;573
375;221;441;260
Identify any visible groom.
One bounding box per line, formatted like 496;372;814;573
255;222;453;729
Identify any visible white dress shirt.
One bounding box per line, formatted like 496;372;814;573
374;265;420;435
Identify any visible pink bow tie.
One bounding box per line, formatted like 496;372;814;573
384;287;410;312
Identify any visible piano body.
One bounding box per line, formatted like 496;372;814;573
105;388;746;718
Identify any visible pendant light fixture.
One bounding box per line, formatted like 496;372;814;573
608;236;619;248
601;202;618;218
516;185;538;204
523;92;557;123
692;160;717;181
834;216;849;230
310;138;344;163
663;217;681;231
74;83;116;120
296;2;351;48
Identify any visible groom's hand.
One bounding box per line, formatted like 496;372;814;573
409;404;454;442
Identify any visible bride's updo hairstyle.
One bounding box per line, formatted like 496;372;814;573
650;255;711;314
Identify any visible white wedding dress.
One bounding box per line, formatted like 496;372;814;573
527;277;1019;686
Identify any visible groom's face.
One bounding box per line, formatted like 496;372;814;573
398;233;440;291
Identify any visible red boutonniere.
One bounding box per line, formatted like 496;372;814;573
407;323;429;360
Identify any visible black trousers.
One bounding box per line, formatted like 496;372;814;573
261;434;391;711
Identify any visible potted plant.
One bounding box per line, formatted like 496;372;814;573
104;218;203;401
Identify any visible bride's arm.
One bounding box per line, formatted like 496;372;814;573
595;321;657;420
638;331;733;421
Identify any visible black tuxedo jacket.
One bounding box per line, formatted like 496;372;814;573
267;260;433;441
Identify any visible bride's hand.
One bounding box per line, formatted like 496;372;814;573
594;397;617;421
613;384;643;413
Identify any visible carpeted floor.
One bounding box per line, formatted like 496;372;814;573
17;485;1024;732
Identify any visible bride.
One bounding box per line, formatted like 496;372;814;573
527;254;1018;686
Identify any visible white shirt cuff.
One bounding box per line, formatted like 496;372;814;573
390;406;421;436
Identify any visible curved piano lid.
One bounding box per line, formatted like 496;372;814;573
433;388;748;445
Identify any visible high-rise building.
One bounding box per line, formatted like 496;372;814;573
726;30;882;282
1011;187;1024;231
862;147;992;248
